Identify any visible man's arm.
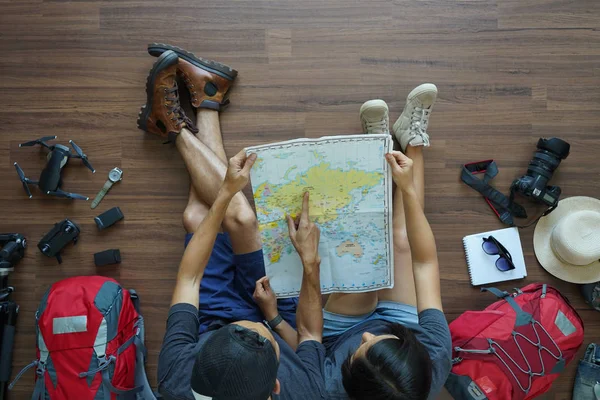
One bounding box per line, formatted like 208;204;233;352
171;150;257;307
253;276;300;350
296;257;323;344
386;152;443;313
287;192;323;344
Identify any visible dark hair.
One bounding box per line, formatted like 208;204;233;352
341;323;432;400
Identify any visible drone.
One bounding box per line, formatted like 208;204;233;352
13;136;95;200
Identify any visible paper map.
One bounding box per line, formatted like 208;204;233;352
246;134;394;298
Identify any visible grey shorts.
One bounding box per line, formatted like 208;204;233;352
323;301;419;337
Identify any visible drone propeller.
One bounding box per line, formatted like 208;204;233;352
14;163;33;198
19;136;57;148
69;140;95;173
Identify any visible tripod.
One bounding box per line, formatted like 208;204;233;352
0;234;25;400
0;276;18;400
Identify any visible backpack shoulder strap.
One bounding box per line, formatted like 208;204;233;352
128;290;158;400
481;287;532;327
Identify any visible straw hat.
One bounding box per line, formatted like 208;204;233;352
533;196;600;284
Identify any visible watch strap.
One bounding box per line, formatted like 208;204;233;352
91;180;113;209
266;314;284;330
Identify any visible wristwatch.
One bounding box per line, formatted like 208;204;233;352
91;167;123;209
264;314;284;330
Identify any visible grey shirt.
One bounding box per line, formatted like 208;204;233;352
158;303;327;400
322;309;452;399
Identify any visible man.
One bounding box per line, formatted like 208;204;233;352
137;46;326;400
321;85;452;400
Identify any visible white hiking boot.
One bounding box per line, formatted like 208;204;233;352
360;99;389;135
392;83;437;152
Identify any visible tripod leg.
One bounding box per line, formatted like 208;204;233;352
0;302;18;400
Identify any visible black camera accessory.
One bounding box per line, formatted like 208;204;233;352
94;249;121;267
461;160;527;226
38;219;80;264
482;236;516;272
94;207;124;230
510;138;570;208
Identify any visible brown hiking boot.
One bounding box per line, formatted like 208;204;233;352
137;50;198;140
147;43;238;111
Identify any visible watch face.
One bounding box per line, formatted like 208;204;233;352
109;168;123;182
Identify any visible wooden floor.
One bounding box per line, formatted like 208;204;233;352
2;1;600;399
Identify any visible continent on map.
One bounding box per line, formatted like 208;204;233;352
336;240;364;259
254;162;382;223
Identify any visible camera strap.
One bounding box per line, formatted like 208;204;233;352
461;160;528;226
508;184;558;228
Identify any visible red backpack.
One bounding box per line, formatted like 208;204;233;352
445;283;584;400
10;276;156;400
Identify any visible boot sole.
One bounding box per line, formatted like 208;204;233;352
147;43;238;81
137;50;179;132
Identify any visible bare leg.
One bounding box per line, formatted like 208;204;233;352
376;145;424;306
182;110;228;233
178;112;261;255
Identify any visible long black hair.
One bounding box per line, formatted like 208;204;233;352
341;323;432;400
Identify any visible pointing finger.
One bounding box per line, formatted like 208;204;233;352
300;191;310;225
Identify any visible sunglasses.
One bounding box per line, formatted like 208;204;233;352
482;236;516;272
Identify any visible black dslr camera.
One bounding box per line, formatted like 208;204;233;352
511;138;570;208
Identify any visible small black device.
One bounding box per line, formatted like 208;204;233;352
94;207;124;230
14;136;95;200
0;234;24;400
94;249;121;267
510;138;570;208
482;236;515;272
38;219;80;264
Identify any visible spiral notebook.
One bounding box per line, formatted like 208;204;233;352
463;227;527;286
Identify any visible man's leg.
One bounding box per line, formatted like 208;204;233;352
182;109;227;233
376;144;424;306
177;112;261;255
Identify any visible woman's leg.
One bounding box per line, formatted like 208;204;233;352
376;145;424;306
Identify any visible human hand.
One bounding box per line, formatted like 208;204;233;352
253;276;279;320
385;151;415;192
287;192;321;267
223;149;257;196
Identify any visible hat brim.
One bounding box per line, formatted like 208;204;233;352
534;196;600;284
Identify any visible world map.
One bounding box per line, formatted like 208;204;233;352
247;135;394;298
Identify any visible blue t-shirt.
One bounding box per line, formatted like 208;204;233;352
322;309;452;399
158;304;327;400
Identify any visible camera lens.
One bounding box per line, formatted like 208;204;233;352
537;138;570;160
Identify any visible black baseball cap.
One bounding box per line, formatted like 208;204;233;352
191;324;279;400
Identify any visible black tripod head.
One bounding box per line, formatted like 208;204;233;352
0;234;25;301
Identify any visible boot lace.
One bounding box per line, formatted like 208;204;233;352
408;107;431;145
164;83;198;133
